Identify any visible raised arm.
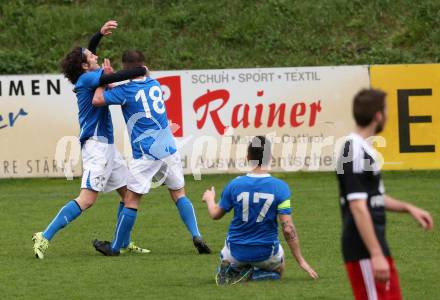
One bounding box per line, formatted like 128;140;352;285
88;20;118;54
87;31;103;55
278;214;318;279
202;187;226;220
384;195;433;229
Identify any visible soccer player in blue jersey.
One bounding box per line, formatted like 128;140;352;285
90;50;211;255
32;21;150;259
202;136;318;284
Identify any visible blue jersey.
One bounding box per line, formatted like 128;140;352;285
74;69;114;145
219;173;291;262
103;77;177;160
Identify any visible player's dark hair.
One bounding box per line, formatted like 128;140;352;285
60;47;87;84
247;136;271;167
122;50;145;69
353;89;386;127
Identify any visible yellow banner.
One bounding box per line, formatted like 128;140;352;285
370;64;440;170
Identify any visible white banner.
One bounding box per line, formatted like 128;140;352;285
0;66;370;178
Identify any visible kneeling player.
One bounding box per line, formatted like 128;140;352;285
202;136;318;285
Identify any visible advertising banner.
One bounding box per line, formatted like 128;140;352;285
150;66;369;176
0;75;81;178
0;65;373;178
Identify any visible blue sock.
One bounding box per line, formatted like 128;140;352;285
117;201;131;248
116;201;130;248
176;196;201;238
117;201;124;218
117;202;131;248
42;200;82;240
116;201;131;248
111;207;137;252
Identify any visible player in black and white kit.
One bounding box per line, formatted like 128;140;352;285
336;89;434;300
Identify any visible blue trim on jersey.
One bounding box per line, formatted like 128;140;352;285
278;208;292;215
86;171;92;190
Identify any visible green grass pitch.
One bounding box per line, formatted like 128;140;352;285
0;171;438;299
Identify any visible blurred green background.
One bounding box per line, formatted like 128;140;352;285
1;0;439;74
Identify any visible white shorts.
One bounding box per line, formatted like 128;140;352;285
220;242;285;271
80;140;128;193
127;152;185;194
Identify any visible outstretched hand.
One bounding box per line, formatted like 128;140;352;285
101;20;118;36
298;259;319;280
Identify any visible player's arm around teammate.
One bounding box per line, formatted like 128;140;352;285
72;21;145;211
91;50;211;255
32;20;149;259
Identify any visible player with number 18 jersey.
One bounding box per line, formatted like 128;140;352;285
104;77;176;161
91;50;211;255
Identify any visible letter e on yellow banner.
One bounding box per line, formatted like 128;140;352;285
370;64;440;170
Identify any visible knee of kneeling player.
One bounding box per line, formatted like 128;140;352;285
276;262;285;277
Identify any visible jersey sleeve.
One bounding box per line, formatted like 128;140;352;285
340;140;368;201
88;31;103;54
103;86;126;106
99;67;146;85
277;181;292;215
219;182;233;212
79;69;103;89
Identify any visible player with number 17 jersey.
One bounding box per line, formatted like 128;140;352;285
202;136;317;283
220;174;291;262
